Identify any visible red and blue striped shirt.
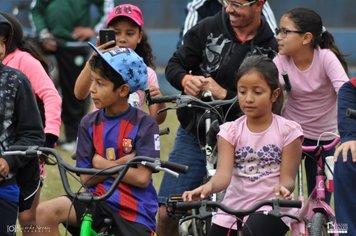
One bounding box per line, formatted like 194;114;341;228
76;106;160;231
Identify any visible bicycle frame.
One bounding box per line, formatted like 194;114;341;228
291;136;340;236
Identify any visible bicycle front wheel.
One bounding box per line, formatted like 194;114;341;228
309;212;329;236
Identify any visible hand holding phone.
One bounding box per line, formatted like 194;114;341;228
99;29;116;45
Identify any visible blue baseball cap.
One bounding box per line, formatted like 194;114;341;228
88;42;147;93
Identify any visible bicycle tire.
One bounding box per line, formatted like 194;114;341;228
309;212;329;236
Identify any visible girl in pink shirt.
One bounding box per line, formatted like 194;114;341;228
1;12;62;236
273;8;349;202
183;55;303;236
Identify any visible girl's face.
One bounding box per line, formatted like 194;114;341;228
108;18;142;51
276;15;307;56
237;70;278;119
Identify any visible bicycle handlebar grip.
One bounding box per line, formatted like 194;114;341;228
277;199;302;208
150;95;178;104
8;145;39;151
346;108;356;119
175;201;203;210
160;160;189;174
159;127;170;136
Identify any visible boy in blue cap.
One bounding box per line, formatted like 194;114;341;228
36;44;160;236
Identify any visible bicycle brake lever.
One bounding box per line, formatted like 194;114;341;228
157;106;173;114
265;208;301;223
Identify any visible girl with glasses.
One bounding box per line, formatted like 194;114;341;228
273;8;349;204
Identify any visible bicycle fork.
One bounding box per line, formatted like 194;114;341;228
291;164;338;236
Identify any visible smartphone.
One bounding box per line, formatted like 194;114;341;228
99;29;116;45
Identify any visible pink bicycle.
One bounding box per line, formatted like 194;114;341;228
291;133;340;236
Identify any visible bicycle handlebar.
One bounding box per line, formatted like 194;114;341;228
175;199;301;217
149;94;237;108
169;198;301;225
302;137;340;153
3;146;189;202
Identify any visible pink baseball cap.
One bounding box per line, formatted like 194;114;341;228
106;4;144;27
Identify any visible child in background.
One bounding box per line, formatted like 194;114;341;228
36;44;160;236
75;4;166;124
0;14;45;236
0;13;62;236
273;8;349;203
183;55;303;236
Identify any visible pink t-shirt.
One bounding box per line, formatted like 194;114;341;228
273;48;348;140
214;114;303;230
3;49;62;136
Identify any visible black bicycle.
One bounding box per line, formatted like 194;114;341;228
168;197;302;236
2;146;189;236
148;93;237;236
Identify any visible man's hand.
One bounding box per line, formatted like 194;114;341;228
72;27;95;41
183;75;206;96
0;158;9;182
40;32;57;52
201;77;227;100
334;140;356;162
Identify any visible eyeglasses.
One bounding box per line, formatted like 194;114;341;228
275;27;305;38
115;6;133;15
223;0;257;10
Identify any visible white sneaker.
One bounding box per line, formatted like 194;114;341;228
60;141;76;153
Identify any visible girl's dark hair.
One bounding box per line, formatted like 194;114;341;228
236;55;284;115
0;12;51;74
284;8;348;73
89;55;125;90
136;30;156;70
108;17;156;70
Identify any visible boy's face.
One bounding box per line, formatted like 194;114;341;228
89;69;128;115
0;35;6;60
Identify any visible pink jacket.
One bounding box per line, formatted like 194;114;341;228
4;49;62;137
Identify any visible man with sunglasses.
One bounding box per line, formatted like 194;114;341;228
157;1;278;235
177;0;277;47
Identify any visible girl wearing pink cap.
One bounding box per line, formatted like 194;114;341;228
75;4;167;124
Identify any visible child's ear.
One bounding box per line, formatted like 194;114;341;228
119;84;130;97
302;32;313;46
271;88;281;102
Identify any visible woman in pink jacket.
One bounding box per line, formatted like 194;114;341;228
1;12;62;236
